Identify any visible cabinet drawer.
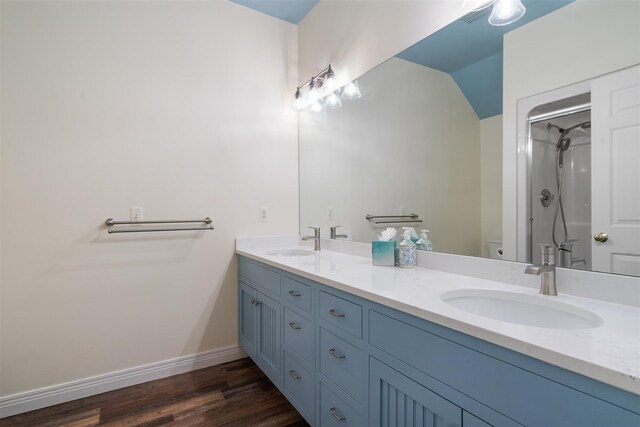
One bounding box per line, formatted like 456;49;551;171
320;290;362;339
282;276;311;312
283;352;314;423
283;307;314;364
319;328;364;403
238;257;280;296
320;382;363;427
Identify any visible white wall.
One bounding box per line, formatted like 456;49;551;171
502;0;640;259
480;115;503;258
299;57;482;257
0;0;298;397
298;0;465;87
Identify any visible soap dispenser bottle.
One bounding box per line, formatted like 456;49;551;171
398;231;417;268
416;229;432;251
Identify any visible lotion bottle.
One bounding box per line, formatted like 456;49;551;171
398;231;417;268
416;229;432;251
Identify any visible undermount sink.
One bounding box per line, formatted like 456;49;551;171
441;289;603;330
265;249;315;257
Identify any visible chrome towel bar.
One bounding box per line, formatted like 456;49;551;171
365;214;422;224
105;217;214;234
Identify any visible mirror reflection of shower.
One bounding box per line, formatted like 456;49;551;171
528;93;592;269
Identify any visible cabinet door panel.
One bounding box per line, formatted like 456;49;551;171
255;291;282;386
370;358;461;427
238;281;257;358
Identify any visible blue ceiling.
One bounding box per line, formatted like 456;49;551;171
397;0;575;119
228;0;320;24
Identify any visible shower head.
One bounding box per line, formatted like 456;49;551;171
558;137;571;152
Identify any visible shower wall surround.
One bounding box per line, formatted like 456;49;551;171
530;110;592;268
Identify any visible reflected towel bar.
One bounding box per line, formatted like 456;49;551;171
365;214;422;224
105;217;214;233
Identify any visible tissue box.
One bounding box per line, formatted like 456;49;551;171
372;240;396;266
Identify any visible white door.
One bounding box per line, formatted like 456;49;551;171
591;65;640;276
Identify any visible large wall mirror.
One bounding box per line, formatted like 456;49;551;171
299;0;640;277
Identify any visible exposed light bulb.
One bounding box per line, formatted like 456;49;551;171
310;101;323;112
342;80;361;100
323;65;336;92
324;92;342;109
308;77;320;103
461;0;496;11
488;0;525;26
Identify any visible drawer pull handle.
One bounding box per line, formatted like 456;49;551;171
288;290;301;297
329;407;346;421
288;370;301;380
328;309;345;318
329;348;346;360
289;322;301;330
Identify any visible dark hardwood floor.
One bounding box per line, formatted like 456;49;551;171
0;358;309;427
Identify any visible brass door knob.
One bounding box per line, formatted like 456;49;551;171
594;232;609;243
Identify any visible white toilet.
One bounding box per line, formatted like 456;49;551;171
486;240;503;259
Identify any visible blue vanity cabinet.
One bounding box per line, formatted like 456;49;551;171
237;257;640;427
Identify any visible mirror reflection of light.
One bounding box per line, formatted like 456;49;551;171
342;80;362;99
488;0;526;26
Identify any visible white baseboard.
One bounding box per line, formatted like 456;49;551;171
0;345;246;419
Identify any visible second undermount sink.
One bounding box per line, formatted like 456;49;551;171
441;289;603;330
265;249;315;257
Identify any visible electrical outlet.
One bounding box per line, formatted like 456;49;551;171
259;207;268;223
130;206;143;222
327;207;334;221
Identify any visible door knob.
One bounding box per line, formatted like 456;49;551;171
594;232;608;243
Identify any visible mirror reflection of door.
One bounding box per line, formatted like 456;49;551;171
592;65;640;276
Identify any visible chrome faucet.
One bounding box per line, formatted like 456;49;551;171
330;225;348;240
525;244;557;296
302;226;321;251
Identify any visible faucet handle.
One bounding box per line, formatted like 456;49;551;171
330;225;341;231
307;226;320;236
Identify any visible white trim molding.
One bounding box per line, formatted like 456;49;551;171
0;345;246;419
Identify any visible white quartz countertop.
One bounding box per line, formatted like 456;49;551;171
236;242;640;395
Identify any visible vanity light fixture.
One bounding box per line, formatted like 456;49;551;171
488;0;526;26
342;80;361;99
292;64;360;112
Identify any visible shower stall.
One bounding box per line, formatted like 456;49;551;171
528;95;592;269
